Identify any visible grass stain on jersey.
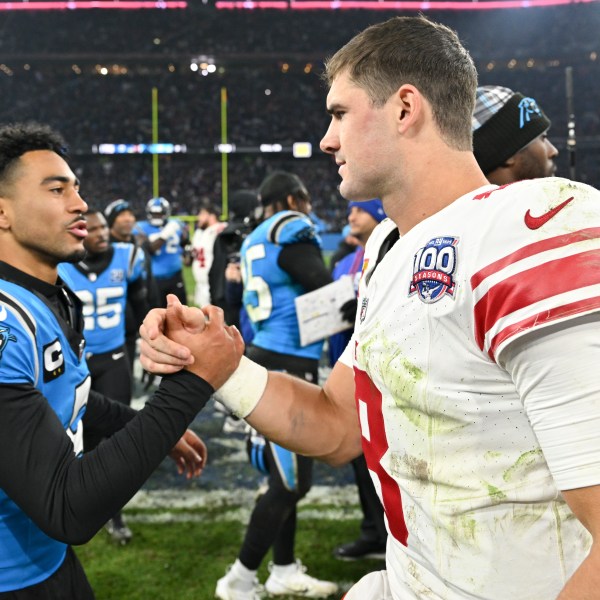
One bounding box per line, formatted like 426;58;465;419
358;321;465;435
503;448;543;483
486;483;507;503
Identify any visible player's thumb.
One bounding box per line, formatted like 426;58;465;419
165;295;186;332
166;294;182;310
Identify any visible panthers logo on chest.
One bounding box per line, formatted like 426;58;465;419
0;324;17;360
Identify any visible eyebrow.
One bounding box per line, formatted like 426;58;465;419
41;175;81;187
326;102;345;115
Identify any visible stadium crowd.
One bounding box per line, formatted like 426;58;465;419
0;4;598;228
1;5;600;598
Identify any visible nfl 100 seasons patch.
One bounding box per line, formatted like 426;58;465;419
409;236;458;304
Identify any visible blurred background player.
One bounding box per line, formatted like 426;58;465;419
136;196;188;307
472;85;558;185
329;222;360;270
104;198;159;373
215;171;337;600
189;198;227;308
209;189;260;331
329;199;388;562
59;208;149;544
208;190;260;434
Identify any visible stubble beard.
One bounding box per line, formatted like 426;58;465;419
65;248;87;263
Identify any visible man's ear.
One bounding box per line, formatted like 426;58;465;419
499;155;517;170
0;198;11;231
395;84;422;134
286;194;297;211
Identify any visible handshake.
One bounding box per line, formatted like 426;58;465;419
139;295;267;419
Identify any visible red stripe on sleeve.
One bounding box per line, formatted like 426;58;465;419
487;296;600;359
474;248;600;350
470;228;600;291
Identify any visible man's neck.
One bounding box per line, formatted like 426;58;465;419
110;231;131;242
0;246;57;284
384;151;489;235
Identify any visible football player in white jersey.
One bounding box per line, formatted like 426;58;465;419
140;15;600;600
189;199;226;308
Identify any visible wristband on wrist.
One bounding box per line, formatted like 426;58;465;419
213;356;268;418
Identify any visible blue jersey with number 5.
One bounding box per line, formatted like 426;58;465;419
241;210;323;360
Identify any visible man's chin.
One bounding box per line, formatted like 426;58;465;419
64;249;87;264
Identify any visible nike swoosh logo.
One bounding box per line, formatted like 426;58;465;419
0;305;6;321
112;352;125;361
524;196;574;230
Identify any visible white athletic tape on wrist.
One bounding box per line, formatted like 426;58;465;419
213;356;268;418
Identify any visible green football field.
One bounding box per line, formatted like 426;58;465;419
76;505;383;599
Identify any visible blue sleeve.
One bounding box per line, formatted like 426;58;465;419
135;222;149;236
332;252;355;281
268;212;321;248
0;305;36;385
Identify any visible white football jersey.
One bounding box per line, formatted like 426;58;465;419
191;221;227;307
347;177;600;599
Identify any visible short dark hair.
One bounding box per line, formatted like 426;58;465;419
323;15;477;151
198;197;221;217
84;207;104;217
258;171;309;208
0;122;69;192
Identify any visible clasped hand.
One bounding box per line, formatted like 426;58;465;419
139;294;245;391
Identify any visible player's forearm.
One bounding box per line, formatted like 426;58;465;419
556;543;600;599
233;364;362;465
245;370;361;466
83;389;137;435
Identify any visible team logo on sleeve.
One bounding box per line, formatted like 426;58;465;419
0;324;17;360
409;236;458;304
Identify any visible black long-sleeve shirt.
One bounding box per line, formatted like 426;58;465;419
0;374;210;545
0;261;212;545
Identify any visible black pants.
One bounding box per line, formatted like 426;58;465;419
84;346;133;526
238;345;318;570
0;547;94;600
84;346;132;452
352;454;387;544
124;302;138;376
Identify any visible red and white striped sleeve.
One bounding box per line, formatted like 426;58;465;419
470;179;600;361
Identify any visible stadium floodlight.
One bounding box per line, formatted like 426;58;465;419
293;142;312;158
260;144;283;153
93;143;187;154
191;55;217;75
215;143;236;154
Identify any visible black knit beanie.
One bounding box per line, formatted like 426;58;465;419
104;198;133;228
472;86;551;175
